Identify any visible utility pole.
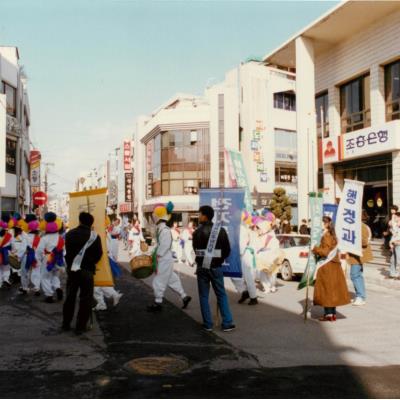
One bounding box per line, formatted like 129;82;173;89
42;162;55;213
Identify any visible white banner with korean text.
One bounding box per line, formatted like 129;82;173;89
335;179;365;257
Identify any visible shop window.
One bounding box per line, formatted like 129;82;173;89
316;92;329;138
275;164;297;184
340;74;371;133
385;60;400;121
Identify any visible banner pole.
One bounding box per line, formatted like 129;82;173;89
304;191;312;323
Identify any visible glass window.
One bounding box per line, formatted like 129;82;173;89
273;91;296;111
161;132;169;148
170;180;183;195
3;82;16;117
340;74;371;133
6;138;17;174
385;60;400;121
275;164;297;184
316;92;329;138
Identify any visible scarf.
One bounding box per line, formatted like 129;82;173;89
46;236;65;272
25;235;41;271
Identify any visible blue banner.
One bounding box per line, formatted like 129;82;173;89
323;203;338;225
199;188;244;278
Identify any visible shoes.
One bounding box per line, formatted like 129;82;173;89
222;324;236;332
94;304;107;311
248;298;258;305
202;325;213;332
256;282;266;292
182;296;192;309
112;292;123;307
2;281;11;289
34;290;41;297
352;297;366;306
318;315;336;322
56;288;63;301
270;287;277;293
44;296;54;303
18;287;27;295
147;303;162;312
238;290;250;304
61;324;71;332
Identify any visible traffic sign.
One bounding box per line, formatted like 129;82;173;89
33;191;48;206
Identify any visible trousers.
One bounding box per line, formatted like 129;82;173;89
41;266;61;297
0;264;11;285
63;269;94;331
152;256;186;304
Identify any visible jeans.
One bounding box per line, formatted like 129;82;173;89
324;307;336;315
390;245;400;278
350;264;366;300
196;266;234;329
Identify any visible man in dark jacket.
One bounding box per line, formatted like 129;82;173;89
62;212;103;335
193;205;235;332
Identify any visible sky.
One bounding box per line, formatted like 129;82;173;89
0;0;337;196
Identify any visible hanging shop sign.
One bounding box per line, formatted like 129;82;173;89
30;150;41;194
125;172;133;202
123;140;132;171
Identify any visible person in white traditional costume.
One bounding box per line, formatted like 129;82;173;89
171;221;183;262
0;213;14;288
181;221;195;267
147;202;191;312
128;219;144;258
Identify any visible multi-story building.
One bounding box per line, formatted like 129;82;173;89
263;0;400;233
0;47;32;214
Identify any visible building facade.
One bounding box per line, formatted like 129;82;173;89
264;1;400;230
0;47;32;214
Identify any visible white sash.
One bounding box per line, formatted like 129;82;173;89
71;231;98;272
313;246;338;280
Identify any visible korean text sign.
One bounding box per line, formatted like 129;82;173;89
199;188;244;278
335;179;364;256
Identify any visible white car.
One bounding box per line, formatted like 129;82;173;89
276;234;311;281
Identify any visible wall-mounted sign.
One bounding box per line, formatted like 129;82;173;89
125;172;133;202
322;136;340;164
251;140;259;151
30;150;41;194
119;202;132;213
123;140;132;171
257;162;264;172
253;151;261;162
260;172;268;183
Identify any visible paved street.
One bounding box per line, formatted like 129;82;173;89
0;246;399;398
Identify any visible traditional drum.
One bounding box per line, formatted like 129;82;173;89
8;253;21;270
130;255;153;279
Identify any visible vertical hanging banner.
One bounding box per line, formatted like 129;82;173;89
225;149;252;212
30;150;41;195
123;140;132;171
199;188;244;278
69;188;114;287
335;179;364;256
125;172;133;202
298;192;323;289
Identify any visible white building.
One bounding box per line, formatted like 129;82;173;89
264;0;400;234
0;47;32;214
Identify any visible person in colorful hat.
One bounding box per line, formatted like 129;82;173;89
9;213;27;285
0;213;14;288
147;202;191;312
39;212;66;303
181;221;195;267
231;211;258;305
19;214;42;295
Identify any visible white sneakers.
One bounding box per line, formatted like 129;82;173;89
352;297;366;306
112;292;123;307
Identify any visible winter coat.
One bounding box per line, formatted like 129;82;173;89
313;231;350;308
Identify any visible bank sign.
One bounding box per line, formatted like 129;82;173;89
322;120;400;164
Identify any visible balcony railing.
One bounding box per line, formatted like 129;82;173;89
386;100;400;122
341;109;371;133
6;115;22;136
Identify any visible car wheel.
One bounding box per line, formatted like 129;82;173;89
280;259;293;281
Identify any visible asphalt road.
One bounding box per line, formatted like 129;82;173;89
0;262;400;398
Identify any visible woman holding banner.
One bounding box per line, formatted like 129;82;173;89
312;216;350;322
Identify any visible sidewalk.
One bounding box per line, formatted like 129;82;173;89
362;262;400;291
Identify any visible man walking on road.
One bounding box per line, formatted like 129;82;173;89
62;212;103;335
193;205;235;332
347;211;373;306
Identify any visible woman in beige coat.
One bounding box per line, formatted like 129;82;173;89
313;216;350;322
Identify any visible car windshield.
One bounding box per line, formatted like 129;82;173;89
278;235;310;248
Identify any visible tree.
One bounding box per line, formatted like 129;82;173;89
270;187;292;222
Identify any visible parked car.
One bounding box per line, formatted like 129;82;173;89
276;234;310;281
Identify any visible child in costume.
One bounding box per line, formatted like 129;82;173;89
147;202;191;312
19;214;42;295
232;211;258;305
39;212;65;303
181;222;195;267
0;213;14;288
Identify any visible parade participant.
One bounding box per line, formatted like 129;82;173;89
232;211;258;305
171;221;183;262
63;212;103;334
0;213;13;288
313;216;350;322
193;205;235;332
147;202;191;312
39;212;66;303
19;214;42;295
128;219;144;258
347;210;373;306
10;218;27;285
93;220;123;311
181;221;195;267
108;218;121;261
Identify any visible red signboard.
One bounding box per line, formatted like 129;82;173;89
119;202;132;213
123;140;131;171
30;150;41;164
33;191;48;206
